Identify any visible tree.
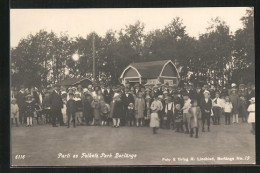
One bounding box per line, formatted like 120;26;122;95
233;7;254;83
197;17;233;85
11;30;73;87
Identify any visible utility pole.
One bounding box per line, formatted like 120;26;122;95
92;33;95;84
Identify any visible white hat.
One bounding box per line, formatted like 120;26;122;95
75;91;80;95
249;97;255;102
61;91;67;95
163;90;168;94
231;83;237;88
83;88;89;93
203;90;210;95
113;93;120;98
158;95;163;99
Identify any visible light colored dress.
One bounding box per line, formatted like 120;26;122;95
11;104;19;118
150;112;160;127
247;103;255;123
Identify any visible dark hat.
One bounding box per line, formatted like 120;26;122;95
182;92;188;96
191;99;198;104
172;90;178;95
215;90;220;94
69;93;74;96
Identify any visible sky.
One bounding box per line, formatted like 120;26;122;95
10;7;251;48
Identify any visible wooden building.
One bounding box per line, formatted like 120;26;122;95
120;60;180;86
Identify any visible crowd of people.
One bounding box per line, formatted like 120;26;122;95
10;81;255;137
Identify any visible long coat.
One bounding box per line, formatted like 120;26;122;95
16;91;26;109
83;97;93;120
91;101;101;119
135;98;145;119
188;107;201;129
50;90;63;110
109;101;115;119
112;99;124;119
230;94;240;114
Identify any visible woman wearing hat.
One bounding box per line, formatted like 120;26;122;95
247;97;255;135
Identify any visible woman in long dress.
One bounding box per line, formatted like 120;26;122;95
135;91;145;127
150;95;162;134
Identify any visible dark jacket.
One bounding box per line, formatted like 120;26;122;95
16;91;26;108
66;99;77;113
193;90;204;106
103;89;114;104
200;98;212;115
121;93;135;108
50;90;63;110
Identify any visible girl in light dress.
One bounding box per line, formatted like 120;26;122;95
247;97;255;135
150;96;162;134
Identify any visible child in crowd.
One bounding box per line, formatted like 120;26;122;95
66;93;77;128
150;99;160;134
223;96;233;125
126;103;135;127
200;90;212;132
247;97;255;135
100;99;110;126
25;95;35;127
174;103;184;133
112;93;124;128
182;93;191;134
188;100;201;138
11;98;19;127
212;91;224;125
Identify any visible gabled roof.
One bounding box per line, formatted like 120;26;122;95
57;77;92;86
120;60;179;79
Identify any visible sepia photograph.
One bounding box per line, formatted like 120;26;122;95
10;7;255;166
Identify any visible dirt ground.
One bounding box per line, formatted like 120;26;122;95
11;118;255;166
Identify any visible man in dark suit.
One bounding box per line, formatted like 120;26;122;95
50;86;63;127
194;85;204;106
16;85;26;125
200;90;212;132
103;85;114;104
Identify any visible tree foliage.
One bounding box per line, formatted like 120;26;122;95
11;8;255;88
